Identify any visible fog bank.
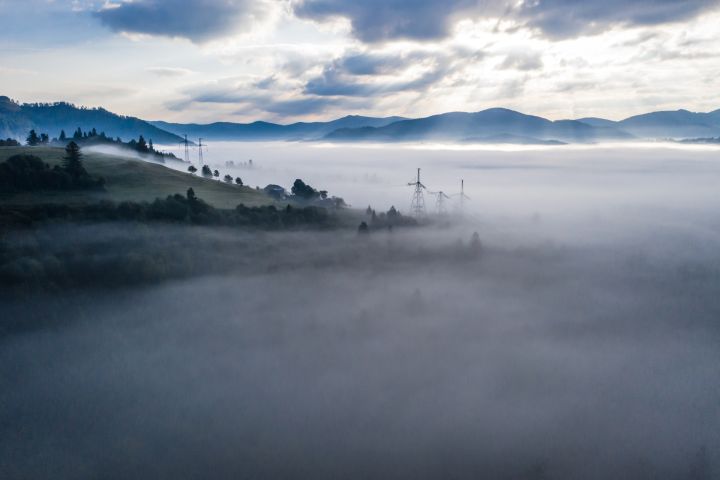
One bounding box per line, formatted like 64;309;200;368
2;144;720;479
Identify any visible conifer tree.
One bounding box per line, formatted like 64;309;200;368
137;135;148;153
26;129;39;146
62;141;84;177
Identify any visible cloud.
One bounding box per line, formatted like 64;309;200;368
303;63;449;96
293;0;720;42
499;51;543;71
146;67;194;77
302;48;481;97
293;0;487;43
94;0;274;42
173;78;363;117
516;0;720;39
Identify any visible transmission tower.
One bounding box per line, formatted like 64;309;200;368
182;134;190;164
428;190;450;215
407;168;427;217
197;138;206;166
452;179;471;213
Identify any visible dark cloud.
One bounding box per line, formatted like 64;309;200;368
293;0;719;42
94;0;271;42
517;0;719;39
302;48;478;97
339;52;412;76
304;63;449;96
293;0;486;42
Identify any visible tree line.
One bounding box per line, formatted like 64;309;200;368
0;188;334;230
0;142;105;192
23;127;178;161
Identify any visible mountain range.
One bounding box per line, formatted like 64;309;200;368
152;115;406;141
2;95;719;145
0;96;184;144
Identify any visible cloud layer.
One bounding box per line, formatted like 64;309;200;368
294;0;720;41
94;0;273;42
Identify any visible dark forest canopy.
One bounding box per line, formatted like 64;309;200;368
0;146;105;192
0;188;334;230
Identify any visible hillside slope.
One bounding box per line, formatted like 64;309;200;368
0;97;184;145
0;146;270;208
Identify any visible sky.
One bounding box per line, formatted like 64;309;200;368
1;0;719;123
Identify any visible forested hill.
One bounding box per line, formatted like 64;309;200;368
0;96;183;144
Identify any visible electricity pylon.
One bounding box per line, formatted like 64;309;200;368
182;134;190;163
198;138;206;166
451;179;471;213
428;190;450;215
408;168;426;217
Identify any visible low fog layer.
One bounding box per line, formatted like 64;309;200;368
2;144;720;479
165;141;720;217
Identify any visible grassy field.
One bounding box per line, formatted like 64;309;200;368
0;146;272;208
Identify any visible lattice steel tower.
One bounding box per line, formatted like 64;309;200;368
431;191;450;215
197;138;205;166
182;134;190;164
453;179;471;213
408;168;427;217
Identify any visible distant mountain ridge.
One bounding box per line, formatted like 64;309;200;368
578;109;720;139
2;95;719;145
151;115;407;141
156;107;720;144
325;108;633;143
0;96;184;144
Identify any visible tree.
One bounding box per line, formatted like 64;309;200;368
201;165;212;177
187;187;196;201
358;221;369;234
291;178;319;200
73;128;82;140
148;139;154;152
137;135;148;153
366;205;372;215
188;165;197;174
224;174;233;183
62;141;84;177
235;177;243;186
40;133;49;144
59;130;67;142
26;130;40;146
213;169;219;177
